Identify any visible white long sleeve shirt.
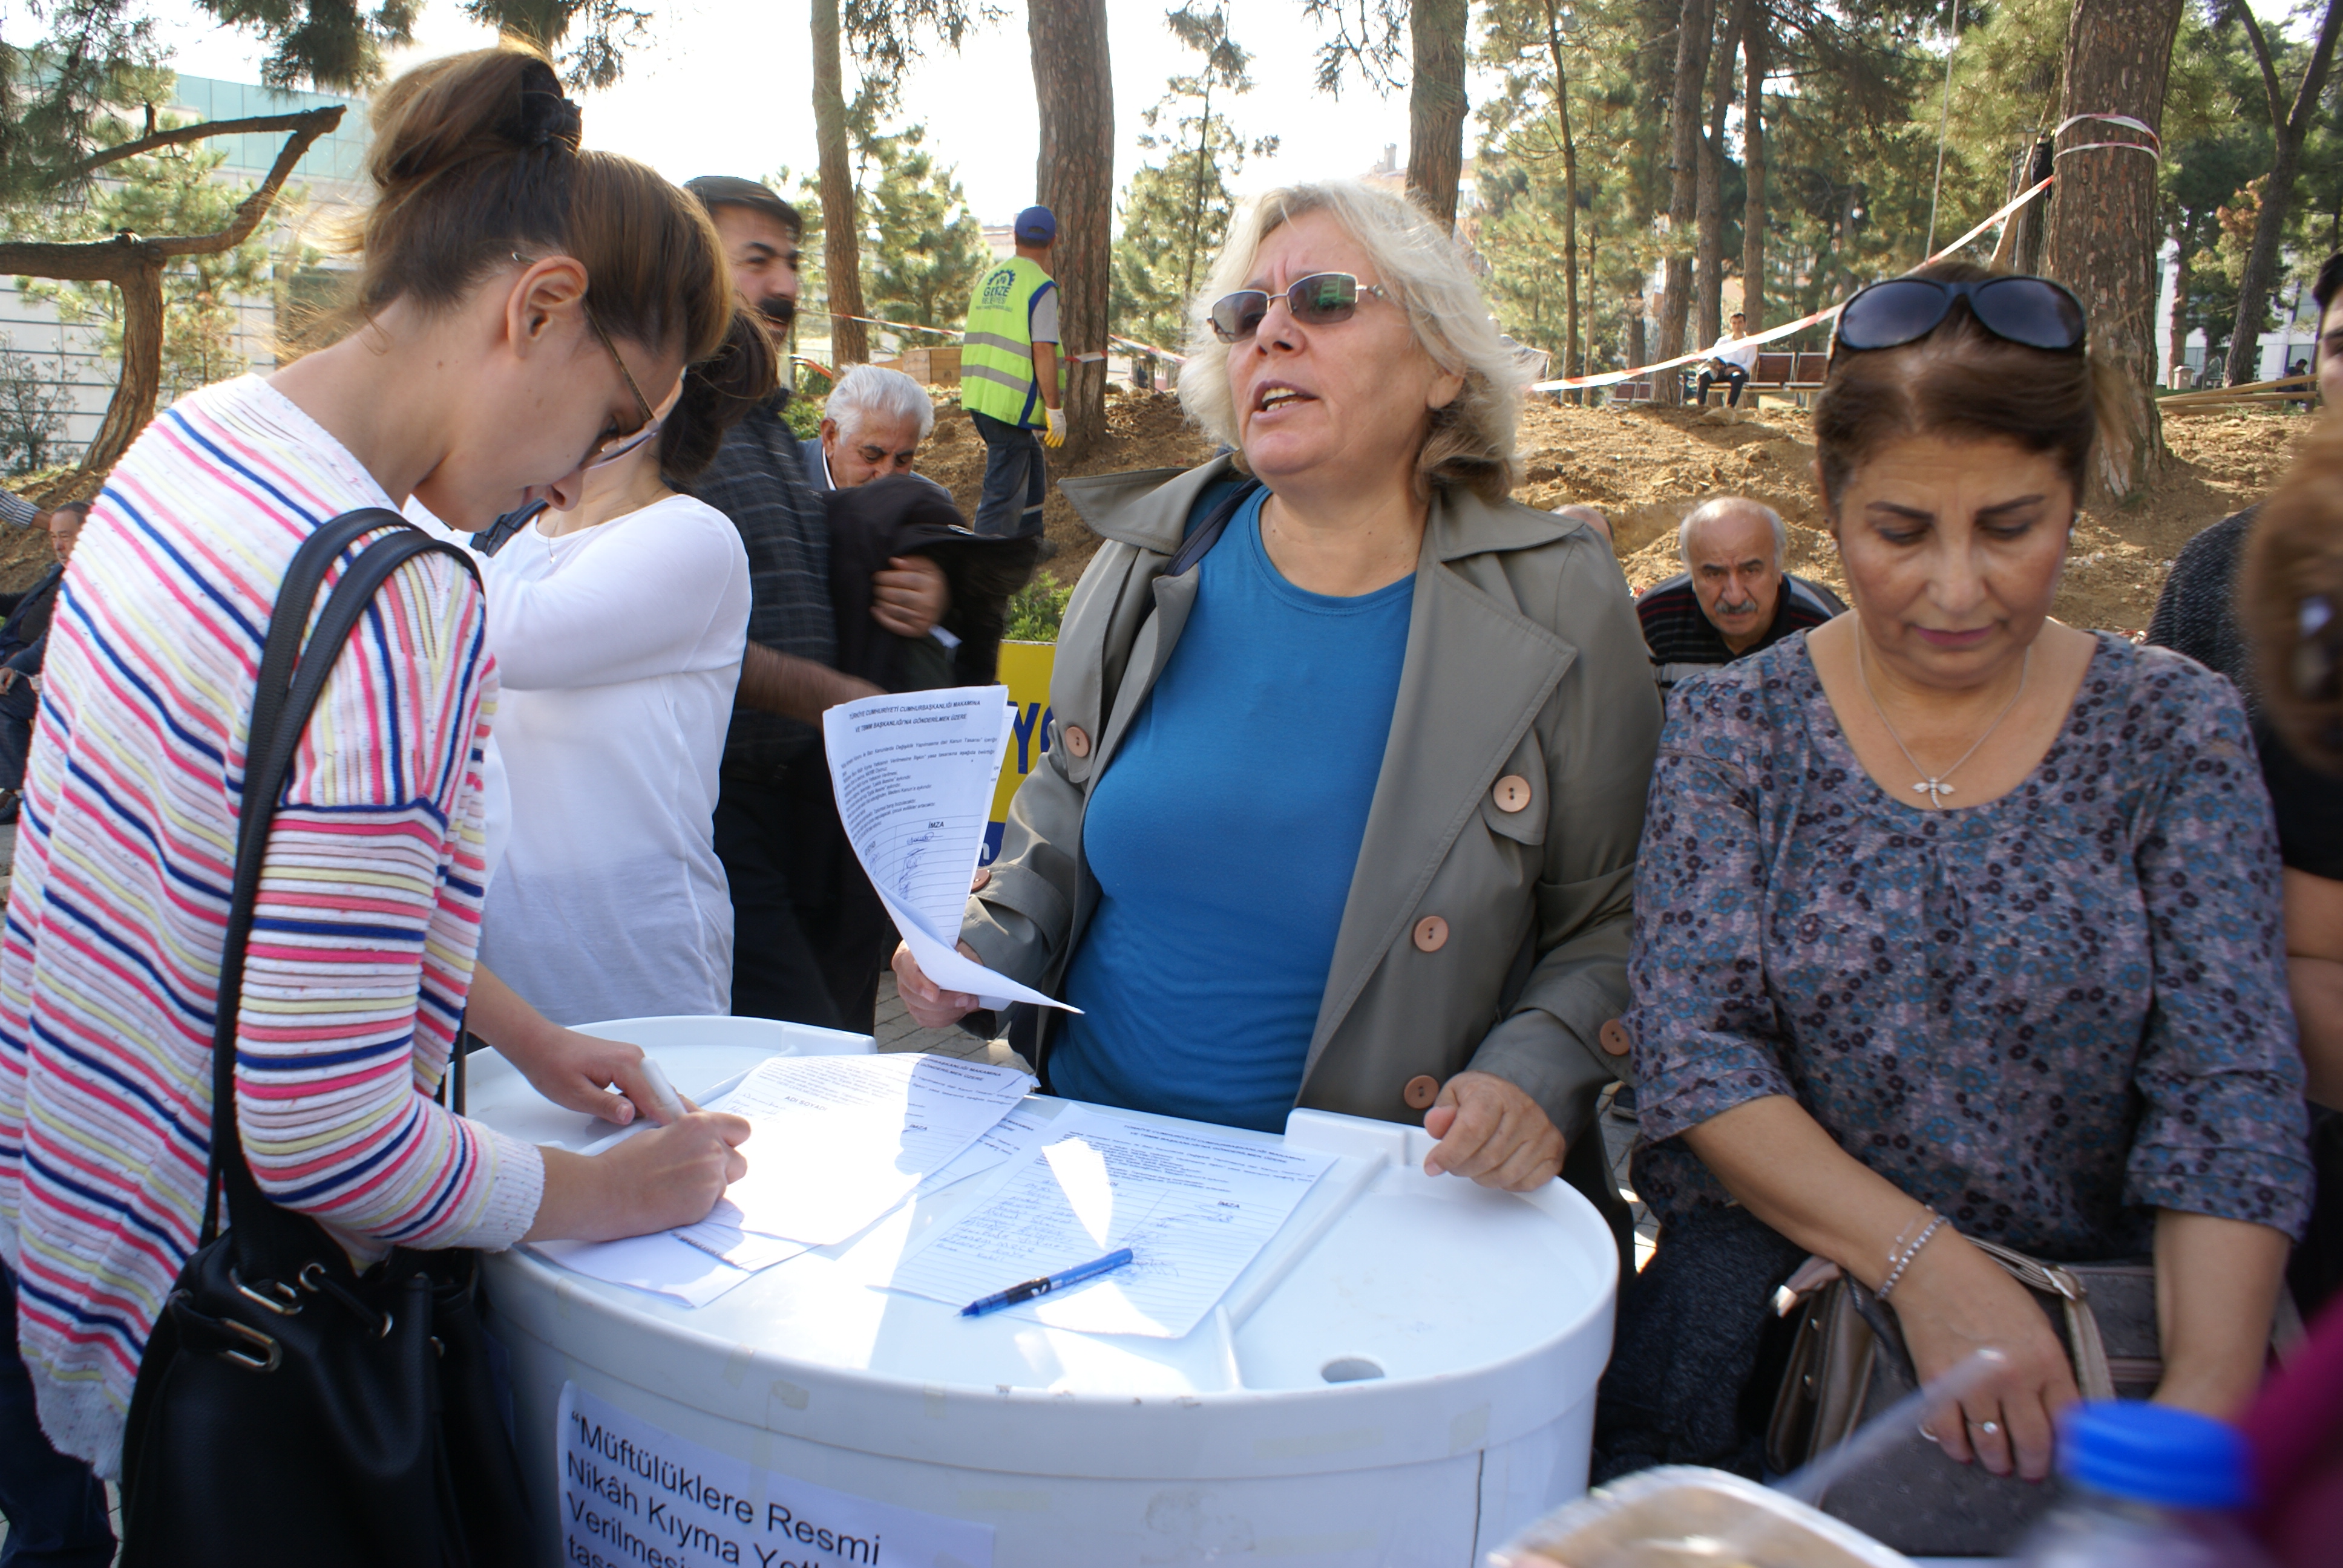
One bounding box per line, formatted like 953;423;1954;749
476;494;751;1025
1708;333;1759;373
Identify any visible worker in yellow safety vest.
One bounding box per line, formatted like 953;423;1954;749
960;205;1062;541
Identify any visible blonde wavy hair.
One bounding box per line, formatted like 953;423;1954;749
1178;180;1525;501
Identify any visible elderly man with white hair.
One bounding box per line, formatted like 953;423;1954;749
801;364;947;493
1635;495;1844;692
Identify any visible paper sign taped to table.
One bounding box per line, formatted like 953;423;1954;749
824;687;1074;1012
559;1381;994;1567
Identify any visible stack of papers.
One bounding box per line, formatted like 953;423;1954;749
532;1053;1033;1305
887;1109;1335;1338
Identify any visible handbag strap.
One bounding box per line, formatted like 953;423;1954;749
1163;477;1262;578
201;511;483;1251
1958;1237;2120;1402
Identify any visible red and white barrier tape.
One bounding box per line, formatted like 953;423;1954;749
1524;173;2056;394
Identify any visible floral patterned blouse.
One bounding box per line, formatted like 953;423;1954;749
1625;632;2312;1260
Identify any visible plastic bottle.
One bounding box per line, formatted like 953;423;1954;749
2017;1401;2277;1567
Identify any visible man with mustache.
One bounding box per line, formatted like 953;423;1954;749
1635;495;1844;693
683;175;951;1030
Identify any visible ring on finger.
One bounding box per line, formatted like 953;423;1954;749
1973;1418;2003;1439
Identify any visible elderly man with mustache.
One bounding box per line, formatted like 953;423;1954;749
1636;495;1844;693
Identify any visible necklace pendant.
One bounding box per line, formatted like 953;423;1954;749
1913;778;1955;801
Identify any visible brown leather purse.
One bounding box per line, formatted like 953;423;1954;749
1764;1240;2163;1557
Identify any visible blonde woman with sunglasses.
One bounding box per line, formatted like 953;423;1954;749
895;179;1660;1231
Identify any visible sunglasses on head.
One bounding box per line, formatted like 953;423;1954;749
1829;275;2087;366
1208;272;1391;343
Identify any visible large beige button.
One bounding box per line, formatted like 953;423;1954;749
1413;915;1449;953
1493;774;1533;813
1063;724;1092;758
1403;1074;1441;1111
1599;1018;1633;1057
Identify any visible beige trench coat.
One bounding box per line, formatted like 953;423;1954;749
960;455;1662;1141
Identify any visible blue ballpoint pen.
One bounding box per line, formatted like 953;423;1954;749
960;1248;1136;1318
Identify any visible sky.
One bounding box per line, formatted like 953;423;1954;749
148;0;1458;227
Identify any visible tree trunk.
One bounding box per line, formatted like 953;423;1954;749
1030;0;1113;459
1741;19;1766;332
1183;76;1214;301
2226;0;2343;384
2166;217;2191;390
2042;0;2183;500
1406;0;1469;230
812;0;870;366
1657;0;1715;405
1541;0;1584;400
1696;0;1748;348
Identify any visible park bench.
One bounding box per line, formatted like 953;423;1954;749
1609;350;1832;407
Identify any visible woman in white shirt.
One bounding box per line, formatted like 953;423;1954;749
477;312;775;1023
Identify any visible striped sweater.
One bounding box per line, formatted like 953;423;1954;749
0;376;543;1472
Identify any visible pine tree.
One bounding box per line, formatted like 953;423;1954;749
22;138;294;402
859;125;989;333
1109;7;1275;367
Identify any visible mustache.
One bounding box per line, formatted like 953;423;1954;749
759;296;796;330
1714;596;1761;614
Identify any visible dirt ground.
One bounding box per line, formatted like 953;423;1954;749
0;516;54;594
919;387;2304;634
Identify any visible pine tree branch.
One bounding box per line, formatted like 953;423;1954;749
64;105;346;183
2230;2;2286;128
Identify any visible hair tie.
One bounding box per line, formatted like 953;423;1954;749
512;60;582;152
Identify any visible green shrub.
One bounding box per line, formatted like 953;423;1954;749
1004;571;1073;642
783;391;824;441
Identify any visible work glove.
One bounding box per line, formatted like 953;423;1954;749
1042;405;1067;449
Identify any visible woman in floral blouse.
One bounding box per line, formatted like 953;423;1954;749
1598;261;2313;1489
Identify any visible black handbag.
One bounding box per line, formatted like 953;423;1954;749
118;509;536;1568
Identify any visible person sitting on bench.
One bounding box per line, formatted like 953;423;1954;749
1697;312;1758;408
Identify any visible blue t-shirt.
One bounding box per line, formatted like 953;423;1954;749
1051;491;1415;1132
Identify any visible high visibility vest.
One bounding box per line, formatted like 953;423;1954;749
960;256;1055;427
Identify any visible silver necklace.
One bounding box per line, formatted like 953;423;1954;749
1854;632;2031;808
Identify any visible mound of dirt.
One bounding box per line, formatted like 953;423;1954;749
1512;398;2293;633
0;515;56;594
916;387;1217;582
931;387;2290;633
13;390;2291;628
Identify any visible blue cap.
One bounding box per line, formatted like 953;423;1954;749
1014;206;1057;244
2059;1401;2253;1511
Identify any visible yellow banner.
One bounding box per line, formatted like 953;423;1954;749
985;640;1057;864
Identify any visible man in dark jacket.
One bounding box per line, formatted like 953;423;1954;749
685;176;957;1032
0;501;85;818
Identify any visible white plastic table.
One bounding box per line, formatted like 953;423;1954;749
471;1017;1620;1567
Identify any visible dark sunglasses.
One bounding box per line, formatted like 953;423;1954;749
1208;272;1391;343
1829;275;2086;365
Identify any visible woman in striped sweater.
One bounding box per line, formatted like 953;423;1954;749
0;48;753;1537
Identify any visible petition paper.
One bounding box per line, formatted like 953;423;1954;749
823;687;1073;1011
886;1110;1335;1338
711;1053;1032;1246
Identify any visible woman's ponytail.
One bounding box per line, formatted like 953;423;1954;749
344;47;727;368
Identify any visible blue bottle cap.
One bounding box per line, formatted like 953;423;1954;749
2059;1400;2253;1511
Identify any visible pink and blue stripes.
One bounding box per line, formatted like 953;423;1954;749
0;376;540;1473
